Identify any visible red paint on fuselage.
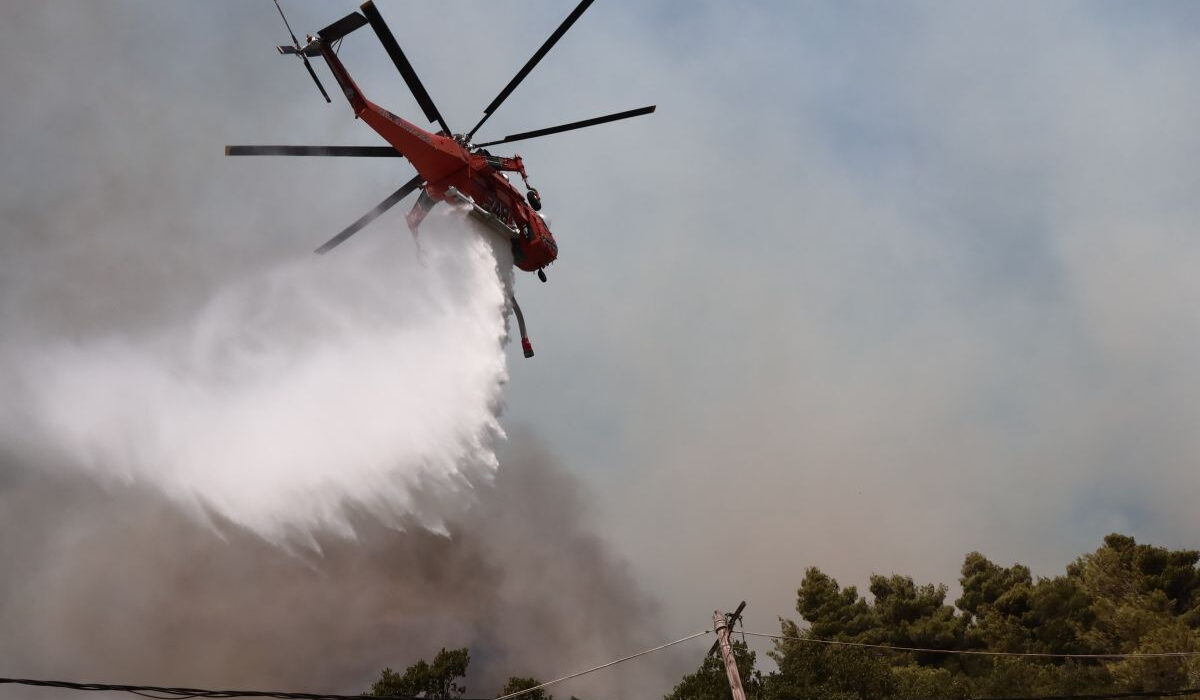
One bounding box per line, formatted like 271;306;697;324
320;42;557;272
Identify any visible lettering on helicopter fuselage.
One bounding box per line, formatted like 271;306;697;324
481;192;512;223
384;108;432;144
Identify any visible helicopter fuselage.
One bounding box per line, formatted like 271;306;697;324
318;36;557;273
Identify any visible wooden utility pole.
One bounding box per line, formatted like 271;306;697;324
713;609;748;700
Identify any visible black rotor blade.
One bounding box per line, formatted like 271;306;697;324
466;0;595;140
276;44;321;57
225;145;402;157
319;11;368;42
299;55;332;103
314;175;424;254
273;0;331;103
360;1;451;135
473;105;655;148
273;0;303;47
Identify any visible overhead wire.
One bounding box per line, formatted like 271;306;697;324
3;630;1196;700
966;688;1200;700
3;634;1199;700
774;689;1200;700
739;630;1200;659
492;629;712;700
0;631;713;700
0;678;488;700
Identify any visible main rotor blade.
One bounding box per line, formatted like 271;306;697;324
466;0;595;139
314;175;424;254
225;145;402;157
360;1;451;135
473;105;655;148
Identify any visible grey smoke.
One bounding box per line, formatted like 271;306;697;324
0;432;665;699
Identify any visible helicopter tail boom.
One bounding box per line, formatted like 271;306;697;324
313;14;370;114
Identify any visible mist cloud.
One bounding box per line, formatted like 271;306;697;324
2;211;511;540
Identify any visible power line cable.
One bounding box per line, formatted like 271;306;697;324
774;689;1200;700
740;630;1200;659
0;677;488;700
493;629;712;700
1;650;1196;700
967;688;1200;700
0;632;713;700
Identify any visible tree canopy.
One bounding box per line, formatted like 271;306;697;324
367;648;471;700
367;649;557;700
667;534;1200;700
362;535;1200;700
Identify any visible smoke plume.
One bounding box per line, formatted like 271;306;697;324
0;195;664;696
0;431;664;699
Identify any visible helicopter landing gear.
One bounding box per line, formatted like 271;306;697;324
526;188;542;211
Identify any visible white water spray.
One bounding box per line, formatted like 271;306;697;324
2;208;514;541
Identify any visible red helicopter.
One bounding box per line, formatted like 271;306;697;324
226;0;655;358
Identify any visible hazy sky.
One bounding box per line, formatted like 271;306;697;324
3;0;1200;696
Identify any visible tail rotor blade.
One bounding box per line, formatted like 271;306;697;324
466;0;594;139
300;56;332;103
273;0;332;103
359;1;451;135
473;105;655;148
272;0;303;47
314;175;424;254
